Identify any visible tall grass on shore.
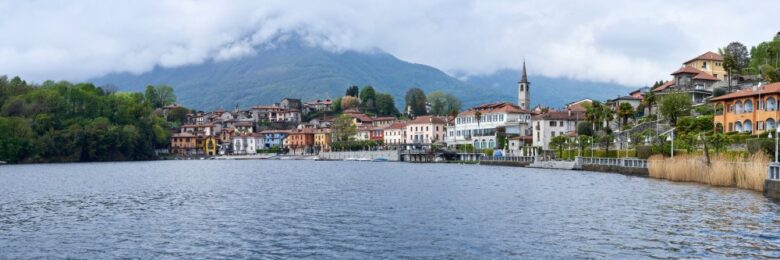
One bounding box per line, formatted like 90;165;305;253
647;153;768;192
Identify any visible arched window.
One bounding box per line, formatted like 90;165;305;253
768;98;777;111
767;118;776;131
745;100;754;113
744;120;753;133
735;121;743;132
735;101;743;114
489;139;495;149
715;103;724;115
481;139;487;149
474;140;480;149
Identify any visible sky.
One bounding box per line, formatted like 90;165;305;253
1;0;778;87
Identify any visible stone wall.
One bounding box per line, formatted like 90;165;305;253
581;164;648;177
765;179;780;200
480;161;532;167
319;150;400;161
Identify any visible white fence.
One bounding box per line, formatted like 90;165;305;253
577;157;648;168
480;156;535;163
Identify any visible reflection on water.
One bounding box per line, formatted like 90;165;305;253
0;160;779;258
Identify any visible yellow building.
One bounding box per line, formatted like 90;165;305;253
683;51;728;81
314;129;332;152
202;136;218;156
711;82;780;134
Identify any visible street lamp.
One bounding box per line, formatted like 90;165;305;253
666;130;674;158
614;137;618;158
626;137;631;158
774;126;780;163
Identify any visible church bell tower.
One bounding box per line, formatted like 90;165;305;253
518;61;530;110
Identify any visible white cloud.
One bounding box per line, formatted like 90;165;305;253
0;0;778;86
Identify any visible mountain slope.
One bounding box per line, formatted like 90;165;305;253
464;69;634;109
92;42;478;110
92;42;635;110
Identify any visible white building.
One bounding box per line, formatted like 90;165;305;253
532;110;586;150
383;121;407;145
447;102;532;150
232;133;263;155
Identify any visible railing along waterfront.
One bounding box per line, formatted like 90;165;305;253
577;157;648;168
480;156;535;163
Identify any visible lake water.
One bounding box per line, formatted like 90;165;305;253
1;160;779;258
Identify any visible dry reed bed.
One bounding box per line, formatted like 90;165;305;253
647;153;768;192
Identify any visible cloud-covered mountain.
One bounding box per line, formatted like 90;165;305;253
92;42;635;110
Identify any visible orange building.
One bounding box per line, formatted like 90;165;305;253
711;82;780;134
287;128;316;154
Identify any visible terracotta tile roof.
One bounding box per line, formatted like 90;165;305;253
693;72;720;81
532;110;585;121
259;130;291;134
710;82;780;101
385;121;408;129
671;66;707;75
372;116;396;121
653;80;676;92
684;51;723;64
458;102;527;116
172;132;196;137
407;115;448;125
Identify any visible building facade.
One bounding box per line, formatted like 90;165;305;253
404;116;447;145
532;110;585;150
711;82;780;134
447;102;532;150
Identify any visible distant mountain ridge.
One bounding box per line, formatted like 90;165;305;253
91;41;635;110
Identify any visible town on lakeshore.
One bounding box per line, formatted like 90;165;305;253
2;33;780;198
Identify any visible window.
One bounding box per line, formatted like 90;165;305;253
768;118;776;130
735;101;743;114
744;120;753;133
745;100;754;113
550;121;557;127
702;61;708;69
768;98;777;111
758;121;765;130
488;139;495;149
551;132;556;137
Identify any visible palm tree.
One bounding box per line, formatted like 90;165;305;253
642;91;656;116
474;111;482;126
585;101;604;131
617;103;635;127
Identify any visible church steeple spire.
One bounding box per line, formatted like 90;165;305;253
517;60;530;110
520;59;528;83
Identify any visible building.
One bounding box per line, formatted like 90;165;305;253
170;132;198;156
405;115;448;145
303;99;333;113
251;105;302;124
606;96;642;110
232;133;263;155
287;128;316;154
447;102;532;150
683;51;727;80
383;121;407;145
260;130;288;149
710;82;780;134
518;61;531;110
532;110;586;150
314;129;332;153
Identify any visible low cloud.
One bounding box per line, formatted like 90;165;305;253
0;0;777;86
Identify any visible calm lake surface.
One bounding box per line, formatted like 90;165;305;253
1;160;779;258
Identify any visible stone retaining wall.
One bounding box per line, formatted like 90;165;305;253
765;179;780;200
581;164;649;177
319;150;400;161
480;161;532;167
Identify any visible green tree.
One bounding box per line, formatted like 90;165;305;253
404;88;427;116
332;114;356;142
549;135;567;158
659;92;692;125
617;102;635;126
144;85;176;108
359;86;377;113
642;91;657;116
345;85;359;97
427;91;462;116
720;42;751;90
374;93;399;116
576;122;594;136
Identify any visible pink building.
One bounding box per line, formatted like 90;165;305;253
404;115;447;144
